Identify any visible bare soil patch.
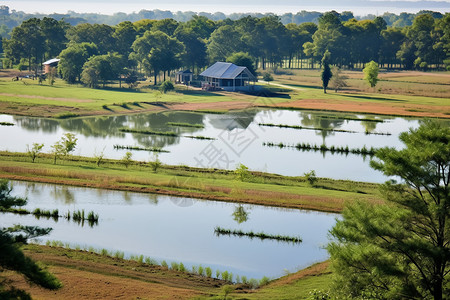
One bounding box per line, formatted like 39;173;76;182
269;261;330;287
273;98;450;118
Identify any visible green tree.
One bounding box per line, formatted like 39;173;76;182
174;26;207;73
81;53;125;88
330;66;348;92
363;60;379;88
60;133;78;157
131;30;184;85
328;120;450;299
113;21;137;57
50;140;64;165
0;180;61;298
320;50;332;93
26;143;44;163
226;52;256;76
67;23;115;54
58;42;98;83
121;151;133;168
159;80;174;93
207;25;244;63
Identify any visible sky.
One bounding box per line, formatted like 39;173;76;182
3;0;450;16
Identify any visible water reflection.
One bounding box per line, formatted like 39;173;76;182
3;180;338;279
1;109;432;182
232;205;250;224
301;113;344;143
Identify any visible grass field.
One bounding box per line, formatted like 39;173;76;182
0;151;382;213
0;69;449;118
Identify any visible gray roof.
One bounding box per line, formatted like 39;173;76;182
200;62;255;80
177;69;193;74
43;58;60;65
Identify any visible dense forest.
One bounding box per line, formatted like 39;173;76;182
1;5;449;87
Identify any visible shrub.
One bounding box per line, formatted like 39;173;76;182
159;80;174;93
304;170;317;186
262;72;273;82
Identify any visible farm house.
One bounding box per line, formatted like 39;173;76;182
200;62;257;91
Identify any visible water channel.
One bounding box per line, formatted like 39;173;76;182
0;108;436;182
1;181;338;280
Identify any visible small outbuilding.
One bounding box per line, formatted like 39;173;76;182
176;69;193;85
200;62;257;91
42;58;60;74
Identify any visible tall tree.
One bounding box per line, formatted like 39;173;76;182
113;21;137;58
3;18;45;71
174;26;207;73
207;25;244;63
67;23;115;54
226;52;256;76
328;120;450;300
131;30;184;85
321;50;332;93
58;42;98;83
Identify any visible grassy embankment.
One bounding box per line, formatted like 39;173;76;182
0;69;449;118
3;244;331;299
0;151;381;213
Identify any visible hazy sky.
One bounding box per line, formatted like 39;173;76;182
3;0;450;16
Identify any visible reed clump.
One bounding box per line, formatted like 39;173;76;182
0;122;14;126
263;141;377;156
119;128;178;137
259;123;390;135
167;122;204;128
113;144;169;153
184;135;216;140
214;226;302;243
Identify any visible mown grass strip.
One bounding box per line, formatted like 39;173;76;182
214;226;302;244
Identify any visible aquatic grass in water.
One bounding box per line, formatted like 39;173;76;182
167;122;204;128
113;144;169;153
119;128;178;137
259;123;391;136
263;141;378;156
0;122;14;126
183;135;216;140
214;226;302;244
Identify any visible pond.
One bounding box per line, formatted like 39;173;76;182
0;109;438;182
1;181;338;280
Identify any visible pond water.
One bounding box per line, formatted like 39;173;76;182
0;109;439;182
1;181;338;280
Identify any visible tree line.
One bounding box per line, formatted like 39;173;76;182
2;11;449;87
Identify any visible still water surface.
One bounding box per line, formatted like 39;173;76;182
1;181;338;279
0;109;429;182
